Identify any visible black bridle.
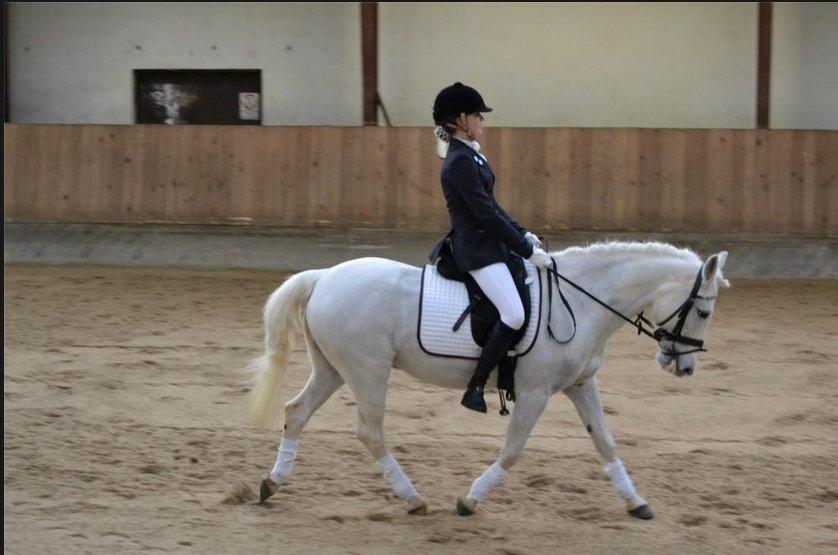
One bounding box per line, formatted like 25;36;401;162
544;258;712;357
641;268;713;356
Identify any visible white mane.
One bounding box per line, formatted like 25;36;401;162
553;240;702;265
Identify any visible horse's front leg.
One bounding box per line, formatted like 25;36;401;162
457;388;549;516
563;376;653;519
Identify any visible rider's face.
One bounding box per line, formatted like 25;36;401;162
458;113;485;141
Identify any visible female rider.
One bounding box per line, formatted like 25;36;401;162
430;82;552;413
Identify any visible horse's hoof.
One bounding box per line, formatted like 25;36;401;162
628;504;654;520
259;477;278;503
407;495;428;515
456;496;477;516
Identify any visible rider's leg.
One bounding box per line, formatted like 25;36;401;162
563;376;652;518
462;262;525;413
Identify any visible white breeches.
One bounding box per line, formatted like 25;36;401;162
469;262;525;330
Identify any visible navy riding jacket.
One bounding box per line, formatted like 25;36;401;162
432;139;533;272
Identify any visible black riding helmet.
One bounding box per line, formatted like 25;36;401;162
432;82;493;125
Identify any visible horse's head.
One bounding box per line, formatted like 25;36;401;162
652;251;730;377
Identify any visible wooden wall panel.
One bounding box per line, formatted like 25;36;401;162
3;124;837;235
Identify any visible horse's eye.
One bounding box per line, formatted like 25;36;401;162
697;309;711;319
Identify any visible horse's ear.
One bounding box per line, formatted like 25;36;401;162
703;251;731;288
702;253;720;283
716;251;728;272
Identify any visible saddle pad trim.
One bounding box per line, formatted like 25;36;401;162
416;264;542;360
517;267;542;358
417;265;474;361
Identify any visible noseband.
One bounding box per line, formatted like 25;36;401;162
639;269;712;356
545;259;711;356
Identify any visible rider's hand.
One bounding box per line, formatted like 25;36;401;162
528;247;552;269
524;231;542;248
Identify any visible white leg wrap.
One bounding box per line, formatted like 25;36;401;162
270;437;299;485
377;453;417;501
604;459;637;501
468;461;506;502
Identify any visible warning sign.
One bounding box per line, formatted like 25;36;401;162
239;92;260;120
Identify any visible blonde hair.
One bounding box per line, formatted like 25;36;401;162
433;115;469;159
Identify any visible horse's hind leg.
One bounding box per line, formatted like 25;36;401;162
564;376;653;519
259;334;344;502
341;363;427;515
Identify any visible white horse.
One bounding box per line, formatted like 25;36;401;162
248;241;730;518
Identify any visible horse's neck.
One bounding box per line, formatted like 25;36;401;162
562;252;700;339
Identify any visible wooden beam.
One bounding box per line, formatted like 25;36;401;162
5;2;10;122
756;2;772;129
377;92;391;127
361;2;378;126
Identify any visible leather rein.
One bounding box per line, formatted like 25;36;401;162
543;257;711;357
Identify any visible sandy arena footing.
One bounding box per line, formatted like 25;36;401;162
4;264;837;553
4;223;838;553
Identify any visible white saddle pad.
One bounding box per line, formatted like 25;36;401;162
417;261;542;359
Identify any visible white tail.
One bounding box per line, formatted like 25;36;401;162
248;269;326;428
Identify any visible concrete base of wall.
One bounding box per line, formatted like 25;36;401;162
4;222;836;279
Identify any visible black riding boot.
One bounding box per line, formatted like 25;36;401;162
461;321;519;413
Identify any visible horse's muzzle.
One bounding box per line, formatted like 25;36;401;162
658;351;695;377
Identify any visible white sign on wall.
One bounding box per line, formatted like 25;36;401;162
239;92;260;120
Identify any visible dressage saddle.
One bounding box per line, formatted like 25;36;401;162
429;236;532;400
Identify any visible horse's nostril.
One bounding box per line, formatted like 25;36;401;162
683;367;694;376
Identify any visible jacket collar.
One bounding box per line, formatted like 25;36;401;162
448;137;484;159
447;137;493;178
